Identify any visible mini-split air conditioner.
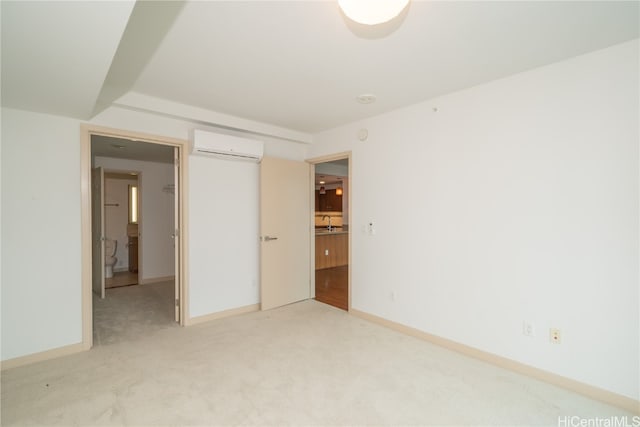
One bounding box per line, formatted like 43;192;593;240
190;129;264;162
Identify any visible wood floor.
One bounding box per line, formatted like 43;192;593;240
315;265;348;311
105;271;138;288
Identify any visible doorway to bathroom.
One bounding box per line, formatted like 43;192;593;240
83;127;186;348
102;171;140;289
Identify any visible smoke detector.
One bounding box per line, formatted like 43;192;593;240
357;94;376;104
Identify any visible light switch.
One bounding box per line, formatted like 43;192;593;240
368;221;375;235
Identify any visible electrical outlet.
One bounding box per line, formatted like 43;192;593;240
522;321;535;337
549;328;561;344
324;249;329;256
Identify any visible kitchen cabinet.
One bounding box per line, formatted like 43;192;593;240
315;232;348;269
316;189;342;212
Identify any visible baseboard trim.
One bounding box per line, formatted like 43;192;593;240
139;275;175;285
1;343;85;371
187;303;260;326
350;308;639;415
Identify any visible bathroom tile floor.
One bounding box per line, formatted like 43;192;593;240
2;294;634;425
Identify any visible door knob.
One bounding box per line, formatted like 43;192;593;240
263;236;278;241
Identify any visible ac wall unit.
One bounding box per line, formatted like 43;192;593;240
190;129;264;162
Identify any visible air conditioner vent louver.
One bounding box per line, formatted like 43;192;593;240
190;129;264;162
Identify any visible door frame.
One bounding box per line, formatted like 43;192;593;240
101;169;141;282
306;151;352;311
91;166;106;299
80;124;190;350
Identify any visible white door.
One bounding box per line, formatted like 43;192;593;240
91;166;105;299
173;147;181;323
260;157;311;310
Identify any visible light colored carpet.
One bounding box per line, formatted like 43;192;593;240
93;281;178;346
1;297;632;426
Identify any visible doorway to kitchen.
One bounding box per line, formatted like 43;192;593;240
312;155;350;311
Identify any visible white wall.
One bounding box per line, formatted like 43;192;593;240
95;157;174;280
87;108;308;317
104;176;137;271
89;107;305;318
92;107;308;161
308;40;639;400
1;108;83;360
188;155;259;317
1;104;306;361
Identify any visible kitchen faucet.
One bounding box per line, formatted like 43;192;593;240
322;215;332;231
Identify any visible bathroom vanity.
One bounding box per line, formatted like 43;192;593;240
127;223;138;273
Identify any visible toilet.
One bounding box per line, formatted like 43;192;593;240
104;238;117;278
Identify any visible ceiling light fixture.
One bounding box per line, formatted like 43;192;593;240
338;0;410;26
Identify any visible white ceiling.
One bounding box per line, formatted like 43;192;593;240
315;159;349;185
1;1;135;118
2;1;638;137
92;135;174;164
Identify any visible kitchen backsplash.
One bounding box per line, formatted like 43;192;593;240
315;212;344;227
